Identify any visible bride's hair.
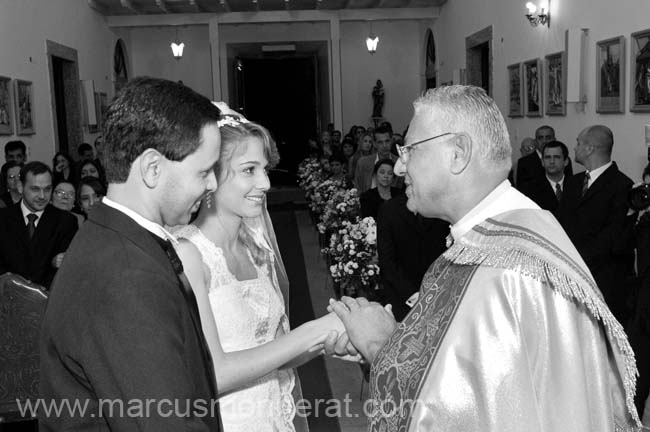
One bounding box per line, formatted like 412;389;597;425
217;120;279;267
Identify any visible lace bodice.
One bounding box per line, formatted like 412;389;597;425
175;224;296;432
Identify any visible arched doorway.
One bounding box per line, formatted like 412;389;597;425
425;29;437;89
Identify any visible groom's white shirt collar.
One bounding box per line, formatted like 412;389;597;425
103;197;178;245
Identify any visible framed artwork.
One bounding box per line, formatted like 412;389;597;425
507;63;523;117
596;36;625;113
545;51;567;115
523;58;543;117
0;76;13;135
631;28;650;112
14;79;34;135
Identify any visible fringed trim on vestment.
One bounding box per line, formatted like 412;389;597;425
443;239;642;428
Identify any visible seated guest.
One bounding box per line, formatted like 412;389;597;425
377;193;449;321
0;161;78;288
519;140;569;214
0;161;23;207
77;176;106;218
76;159;107;188
52;151;74;184
51;179;85;227
354;125;397;193
360;159;402;220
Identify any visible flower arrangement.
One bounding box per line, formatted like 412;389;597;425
317;188;360;234
308;177;347;215
324;217;380;296
297;157;325;201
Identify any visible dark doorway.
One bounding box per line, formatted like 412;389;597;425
237;56;318;185
52;56;70;154
465;26;493;96
46;40;81;155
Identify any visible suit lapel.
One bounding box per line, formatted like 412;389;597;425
581;163;617;203
8;203;30;247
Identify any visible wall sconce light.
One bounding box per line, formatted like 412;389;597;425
170;27;184;59
525;1;550;27
366;21;379;54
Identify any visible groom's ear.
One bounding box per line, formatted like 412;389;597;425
139;149;164;189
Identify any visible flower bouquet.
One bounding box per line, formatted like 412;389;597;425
324;216;380;297
317;188;360;235
308;177;347;216
297;157;325;202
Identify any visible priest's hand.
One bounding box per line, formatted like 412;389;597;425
327;297;397;363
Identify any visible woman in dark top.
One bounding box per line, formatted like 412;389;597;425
52;151;74;184
360;158;402;220
0;161;23;208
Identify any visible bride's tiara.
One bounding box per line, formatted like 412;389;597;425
217;114;249;128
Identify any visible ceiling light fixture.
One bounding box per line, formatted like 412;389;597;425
170;27;184;59
366;21;379;54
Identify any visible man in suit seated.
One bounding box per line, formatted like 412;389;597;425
377;193;448;321
354;124;399;193
516;125;573;190
519;140;569;214
0;161;78;288
557;125;635;324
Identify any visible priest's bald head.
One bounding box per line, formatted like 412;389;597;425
394;85;512;223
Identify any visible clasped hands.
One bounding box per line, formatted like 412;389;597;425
323;296;398;364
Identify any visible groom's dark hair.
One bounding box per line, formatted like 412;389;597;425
102;76;222;183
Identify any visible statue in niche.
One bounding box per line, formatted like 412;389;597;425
372;79;384;118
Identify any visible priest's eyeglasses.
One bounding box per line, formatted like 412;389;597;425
396;132;457;162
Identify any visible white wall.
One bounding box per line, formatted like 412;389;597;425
128;25;212;98
340;20;424;135
432;0;650;179
0;0;117;164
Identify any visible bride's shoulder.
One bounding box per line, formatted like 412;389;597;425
176;238;211;288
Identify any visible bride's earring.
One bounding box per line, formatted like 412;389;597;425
205;193;214;209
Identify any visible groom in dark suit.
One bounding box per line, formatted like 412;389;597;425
40;77;223;431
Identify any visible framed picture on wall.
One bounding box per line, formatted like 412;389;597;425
14;79;34;135
545;51;567;115
0;76;13;135
631;29;650;112
507;63;523;117
523;58;543;117
596;36;625;113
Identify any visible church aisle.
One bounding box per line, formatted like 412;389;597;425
294;209;370;432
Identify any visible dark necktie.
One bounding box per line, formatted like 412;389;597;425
26;213;38;239
555;183;562;202
581;172;591;197
150;234;218;400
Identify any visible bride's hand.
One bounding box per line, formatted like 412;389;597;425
316;311;346;337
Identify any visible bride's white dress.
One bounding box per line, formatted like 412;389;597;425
176;224;297;432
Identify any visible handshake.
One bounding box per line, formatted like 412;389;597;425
318;296;398;364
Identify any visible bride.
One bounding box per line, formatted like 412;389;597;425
175;115;344;431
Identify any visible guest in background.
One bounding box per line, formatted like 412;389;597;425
516;125;572;190
332;129;342;148
341;137;356;182
329;153;352;187
558;125;635;324
51;180;85;227
350;133;374;182
77;142;94;162
76;159;107;188
377;193;448;321
305;137;322;159
1;160;23;208
77;176;106;217
52;151;74;184
0;161;78;287
4;140;26;164
355;125;398;193
320;130;332;157
519;140;569;214
360;159;402;219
